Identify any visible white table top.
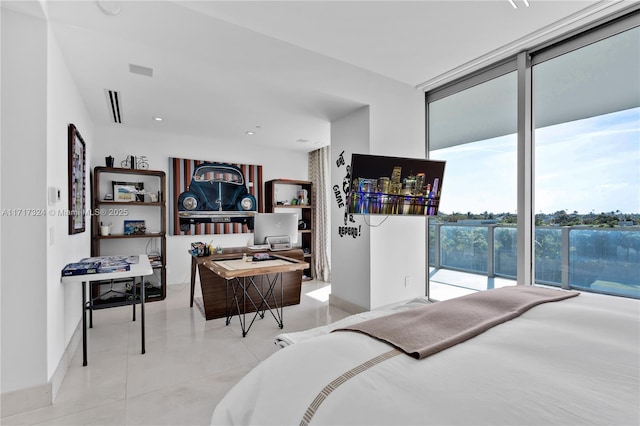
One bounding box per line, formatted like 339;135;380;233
61;254;153;283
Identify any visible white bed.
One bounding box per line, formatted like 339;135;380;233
212;287;640;426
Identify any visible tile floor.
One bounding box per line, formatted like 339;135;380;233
2;280;351;426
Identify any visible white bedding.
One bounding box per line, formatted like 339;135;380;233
212;290;640;426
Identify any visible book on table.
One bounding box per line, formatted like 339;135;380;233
62;255;139;276
62;261;101;276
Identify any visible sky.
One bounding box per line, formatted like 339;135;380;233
432;107;640;215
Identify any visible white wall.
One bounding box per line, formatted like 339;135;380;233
1;7;93;409
368;87;427;308
46;26;94;390
90;125;309;286
330;107;371;310
330;84;426;312
1;7;49;394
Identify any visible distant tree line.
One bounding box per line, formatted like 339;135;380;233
437;210;639;227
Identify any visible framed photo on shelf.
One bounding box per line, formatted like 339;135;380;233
68;123;86;235
124;220;146;235
112;181;144;202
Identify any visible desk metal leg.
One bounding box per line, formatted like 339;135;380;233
82;281;88;367
257;273;284;329
141;276;146;354
132;279;137;322
89;282;93;329
251;273;283;329
190;257;196;307
226;277;262;337
225;273;284;337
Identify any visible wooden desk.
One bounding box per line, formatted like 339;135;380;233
191;248;305;320
61;255;153;366
203;254;309;336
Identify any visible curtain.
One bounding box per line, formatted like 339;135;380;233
309;146;331;281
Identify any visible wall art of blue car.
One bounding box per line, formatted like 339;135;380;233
177;163;257;231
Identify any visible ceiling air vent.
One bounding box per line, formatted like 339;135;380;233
105;89;122;123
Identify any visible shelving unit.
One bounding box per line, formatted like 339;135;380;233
264;179;314;280
91;167;166;306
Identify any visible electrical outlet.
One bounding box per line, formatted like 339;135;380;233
404;276;411;287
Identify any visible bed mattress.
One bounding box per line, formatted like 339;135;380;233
212;289;640;426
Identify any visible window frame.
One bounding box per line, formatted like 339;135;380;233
425;9;640;298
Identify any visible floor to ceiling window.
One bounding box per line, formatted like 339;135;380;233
426;11;639;300
533;24;640;298
427;68;519;299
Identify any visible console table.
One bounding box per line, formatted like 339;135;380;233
191;248;306;320
203;254;309;336
61;254;152;366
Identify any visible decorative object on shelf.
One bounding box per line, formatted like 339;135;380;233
68;123;86;235
112;181;144;202
297;189;308;205
99;222;112;236
136;156;149;169
120;155;149;170
105;156;115;167
124;220;146;235
190;242;209;257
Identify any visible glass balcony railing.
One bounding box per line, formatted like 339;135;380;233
429;223;640;299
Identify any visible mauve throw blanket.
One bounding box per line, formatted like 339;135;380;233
334;286;579;359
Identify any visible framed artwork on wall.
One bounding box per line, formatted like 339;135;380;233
68;123;86;234
168;157;263;236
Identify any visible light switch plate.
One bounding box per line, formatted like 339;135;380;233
48;187;61;205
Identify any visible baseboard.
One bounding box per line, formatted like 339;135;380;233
0;382;51;418
51;320;82;399
1;320;81;417
328;293;367;315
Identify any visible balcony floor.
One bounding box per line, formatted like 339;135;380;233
429;267;516;301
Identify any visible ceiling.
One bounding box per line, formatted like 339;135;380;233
5;0;634;152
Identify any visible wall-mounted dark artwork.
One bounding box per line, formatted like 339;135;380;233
347;154;446;216
68;123;86;234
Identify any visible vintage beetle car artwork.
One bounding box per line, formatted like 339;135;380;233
178;163;257;231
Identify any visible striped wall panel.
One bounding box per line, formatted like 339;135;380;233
168;158;263;235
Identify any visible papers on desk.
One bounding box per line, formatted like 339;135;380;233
62;255;139;276
216;258;292;271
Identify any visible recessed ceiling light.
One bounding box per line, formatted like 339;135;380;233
245;131;256;136
153;117;163;121
508;0;530;8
